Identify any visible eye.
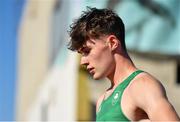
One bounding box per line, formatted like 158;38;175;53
82;48;91;56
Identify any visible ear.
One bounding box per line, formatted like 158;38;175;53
106;35;119;51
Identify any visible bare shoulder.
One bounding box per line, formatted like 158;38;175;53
129;71;167;99
128;72;167;107
128;71;180;120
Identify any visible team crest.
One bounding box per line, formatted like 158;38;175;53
112;91;121;105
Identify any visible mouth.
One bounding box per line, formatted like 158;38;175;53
87;68;95;75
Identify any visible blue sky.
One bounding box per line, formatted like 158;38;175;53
0;0;25;120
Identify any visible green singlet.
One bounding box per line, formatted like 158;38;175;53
96;70;144;121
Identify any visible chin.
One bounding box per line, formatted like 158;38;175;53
92;73;105;80
92;75;99;80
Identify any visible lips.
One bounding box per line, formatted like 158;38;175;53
87;67;95;75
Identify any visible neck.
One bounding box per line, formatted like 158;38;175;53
107;53;137;90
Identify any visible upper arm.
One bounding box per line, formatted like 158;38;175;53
131;74;180;121
146;96;179;120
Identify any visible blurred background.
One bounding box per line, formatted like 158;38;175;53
0;0;179;121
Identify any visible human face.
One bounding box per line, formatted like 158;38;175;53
79;37;115;80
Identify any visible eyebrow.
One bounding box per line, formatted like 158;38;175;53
77;39;94;53
77;46;86;53
77;46;90;54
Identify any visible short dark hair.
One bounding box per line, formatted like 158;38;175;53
68;7;126;51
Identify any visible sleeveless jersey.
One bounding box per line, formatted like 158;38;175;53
96;70;144;121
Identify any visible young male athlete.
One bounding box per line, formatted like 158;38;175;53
68;7;180;121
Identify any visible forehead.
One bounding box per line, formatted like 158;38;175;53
77;36;107;53
85;36;107;46
85;39;96;46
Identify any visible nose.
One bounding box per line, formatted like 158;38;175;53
80;56;89;66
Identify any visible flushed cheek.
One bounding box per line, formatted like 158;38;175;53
93;63;112;79
99;56;115;76
90;49;113;77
